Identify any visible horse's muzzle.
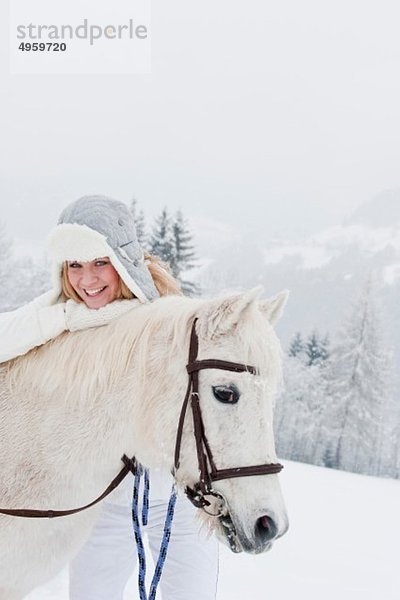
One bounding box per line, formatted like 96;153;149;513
220;510;288;554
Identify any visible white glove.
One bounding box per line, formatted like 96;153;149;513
65;299;140;332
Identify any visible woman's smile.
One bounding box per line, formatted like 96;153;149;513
84;286;107;297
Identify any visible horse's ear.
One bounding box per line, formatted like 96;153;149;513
199;287;263;339
259;290;289;325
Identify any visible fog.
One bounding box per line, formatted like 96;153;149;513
1;0;399;246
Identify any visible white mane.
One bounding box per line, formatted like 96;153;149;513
5;296;196;403
5;294;281;409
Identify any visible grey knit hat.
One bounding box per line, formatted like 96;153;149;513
47;195;159;303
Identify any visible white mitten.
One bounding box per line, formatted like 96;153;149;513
65;299;140;332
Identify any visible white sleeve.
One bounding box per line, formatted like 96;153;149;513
0;294;67;363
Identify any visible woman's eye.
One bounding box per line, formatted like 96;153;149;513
212;385;240;404
95;261;109;267
68;262;81;269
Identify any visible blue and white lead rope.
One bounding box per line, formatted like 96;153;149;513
132;465;178;600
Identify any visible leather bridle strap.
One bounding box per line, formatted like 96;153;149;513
187;360;257;375
0;455;136;519
174;319;283;501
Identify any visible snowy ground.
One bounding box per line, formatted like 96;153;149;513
26;460;399;600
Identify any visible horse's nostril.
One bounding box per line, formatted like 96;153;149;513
260;516;270;529
255;515;278;544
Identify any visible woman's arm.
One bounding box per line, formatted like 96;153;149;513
0;292;66;363
0;294;141;363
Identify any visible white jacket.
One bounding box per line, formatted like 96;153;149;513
0;290;66;364
0;290;142;364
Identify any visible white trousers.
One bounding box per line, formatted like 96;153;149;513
69;473;219;600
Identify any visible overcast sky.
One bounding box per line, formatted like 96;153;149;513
1;0;400;250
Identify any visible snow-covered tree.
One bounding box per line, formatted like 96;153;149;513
172;210;198;296
275;355;309;459
275;351;328;465
288;332;304;358
276;330;330;464
304;331;330;366
130;198;147;248
318;278;395;476
378;388;399;478
5;256;50;311
148;207;199;296
0;222;50;312
148;207;176;267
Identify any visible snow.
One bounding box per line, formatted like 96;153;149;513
263;223;400;274
383;263;400;286
314;223;400;256
263;242;334;270
13;238;46;260
188;216;239;257
26;460;399;600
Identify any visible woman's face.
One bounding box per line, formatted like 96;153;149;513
67;257;120;309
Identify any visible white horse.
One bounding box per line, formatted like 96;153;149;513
0;288;289;599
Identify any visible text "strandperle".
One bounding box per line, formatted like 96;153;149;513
17;19;148;46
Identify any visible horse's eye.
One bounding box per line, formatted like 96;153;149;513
212;385;240;404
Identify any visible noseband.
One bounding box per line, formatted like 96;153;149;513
174;319;283;515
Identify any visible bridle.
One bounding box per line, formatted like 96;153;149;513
0;318;283;522
174;318;283;517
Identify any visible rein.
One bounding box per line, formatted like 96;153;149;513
0;455;136;518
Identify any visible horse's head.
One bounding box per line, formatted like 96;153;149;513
171;287;289;554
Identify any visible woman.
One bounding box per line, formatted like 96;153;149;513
0;195;218;600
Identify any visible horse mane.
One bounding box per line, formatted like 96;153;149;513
4;294;282;407
3;296;196;403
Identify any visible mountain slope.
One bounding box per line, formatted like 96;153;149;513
200;191;400;366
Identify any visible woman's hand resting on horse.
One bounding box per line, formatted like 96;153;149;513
65;298;140;332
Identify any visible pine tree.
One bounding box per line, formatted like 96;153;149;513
0;223;50;312
172;211;196;274
304;331;330;366
130;198;147;248
288;332;304;358
275;353;329;465
318;278;394;476
274;355;310;459
148;207;176;266
6;256;50;311
172;210;198;296
148;208;199;296
320;334;330;363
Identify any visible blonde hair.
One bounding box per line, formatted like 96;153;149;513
61;253;182;302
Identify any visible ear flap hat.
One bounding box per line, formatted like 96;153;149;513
47;195;159;303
